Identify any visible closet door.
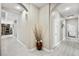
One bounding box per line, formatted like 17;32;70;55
66;17;78;39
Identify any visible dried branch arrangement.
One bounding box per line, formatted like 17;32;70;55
33;24;43;50
33;24;43;41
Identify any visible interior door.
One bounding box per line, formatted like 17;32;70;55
66;17;78;39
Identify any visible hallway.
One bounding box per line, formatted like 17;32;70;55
1;37;79;56
1;3;79;56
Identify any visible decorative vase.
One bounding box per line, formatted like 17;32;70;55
36;40;42;50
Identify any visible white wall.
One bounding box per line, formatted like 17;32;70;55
0;3;1;55
39;4;63;49
28;4;39;49
39;4;50;49
17;10;28;48
50;10;62;48
17;4;39;49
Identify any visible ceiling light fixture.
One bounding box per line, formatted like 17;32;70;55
65;7;70;11
16;6;21;10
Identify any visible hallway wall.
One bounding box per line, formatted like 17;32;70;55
17;4;39;49
18;3;50;50
50;10;63;48
39;4;50;49
28;4;39;49
0;3;1;55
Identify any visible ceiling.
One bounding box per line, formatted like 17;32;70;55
2;3;79;17
57;3;79;17
2;3;48;12
2;3;24;13
33;3;48;8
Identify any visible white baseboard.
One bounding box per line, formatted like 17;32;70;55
49;41;62;52
53;41;62;49
28;48;36;52
17;39;37;52
29;47;50;52
17;39;26;48
17;39;62;52
43;48;50;52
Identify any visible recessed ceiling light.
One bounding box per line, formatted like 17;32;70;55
65;7;70;11
16;6;21;10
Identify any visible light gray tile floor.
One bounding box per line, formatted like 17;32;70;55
1;37;79;56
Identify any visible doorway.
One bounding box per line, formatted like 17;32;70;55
65;17;78;41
